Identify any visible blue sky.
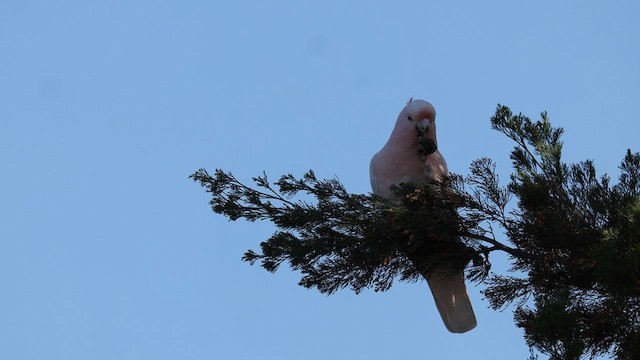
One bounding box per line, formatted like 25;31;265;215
1;1;639;359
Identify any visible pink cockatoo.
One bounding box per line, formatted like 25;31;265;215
369;98;477;333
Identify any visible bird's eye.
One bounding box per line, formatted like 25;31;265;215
407;116;413;121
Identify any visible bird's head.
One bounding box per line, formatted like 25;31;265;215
389;98;438;156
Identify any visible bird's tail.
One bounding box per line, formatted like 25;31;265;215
426;272;477;333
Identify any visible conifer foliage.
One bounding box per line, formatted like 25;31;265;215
191;105;639;360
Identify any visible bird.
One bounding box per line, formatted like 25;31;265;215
369;98;477;333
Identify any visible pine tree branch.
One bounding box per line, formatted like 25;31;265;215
464;232;533;260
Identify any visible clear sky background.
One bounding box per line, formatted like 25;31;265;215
1;1;639;359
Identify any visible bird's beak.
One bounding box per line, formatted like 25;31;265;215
416;119;437;157
417;119;430;133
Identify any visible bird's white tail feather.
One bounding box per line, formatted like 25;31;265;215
426;272;477;333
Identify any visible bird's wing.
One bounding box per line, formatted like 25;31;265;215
369;154;382;196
